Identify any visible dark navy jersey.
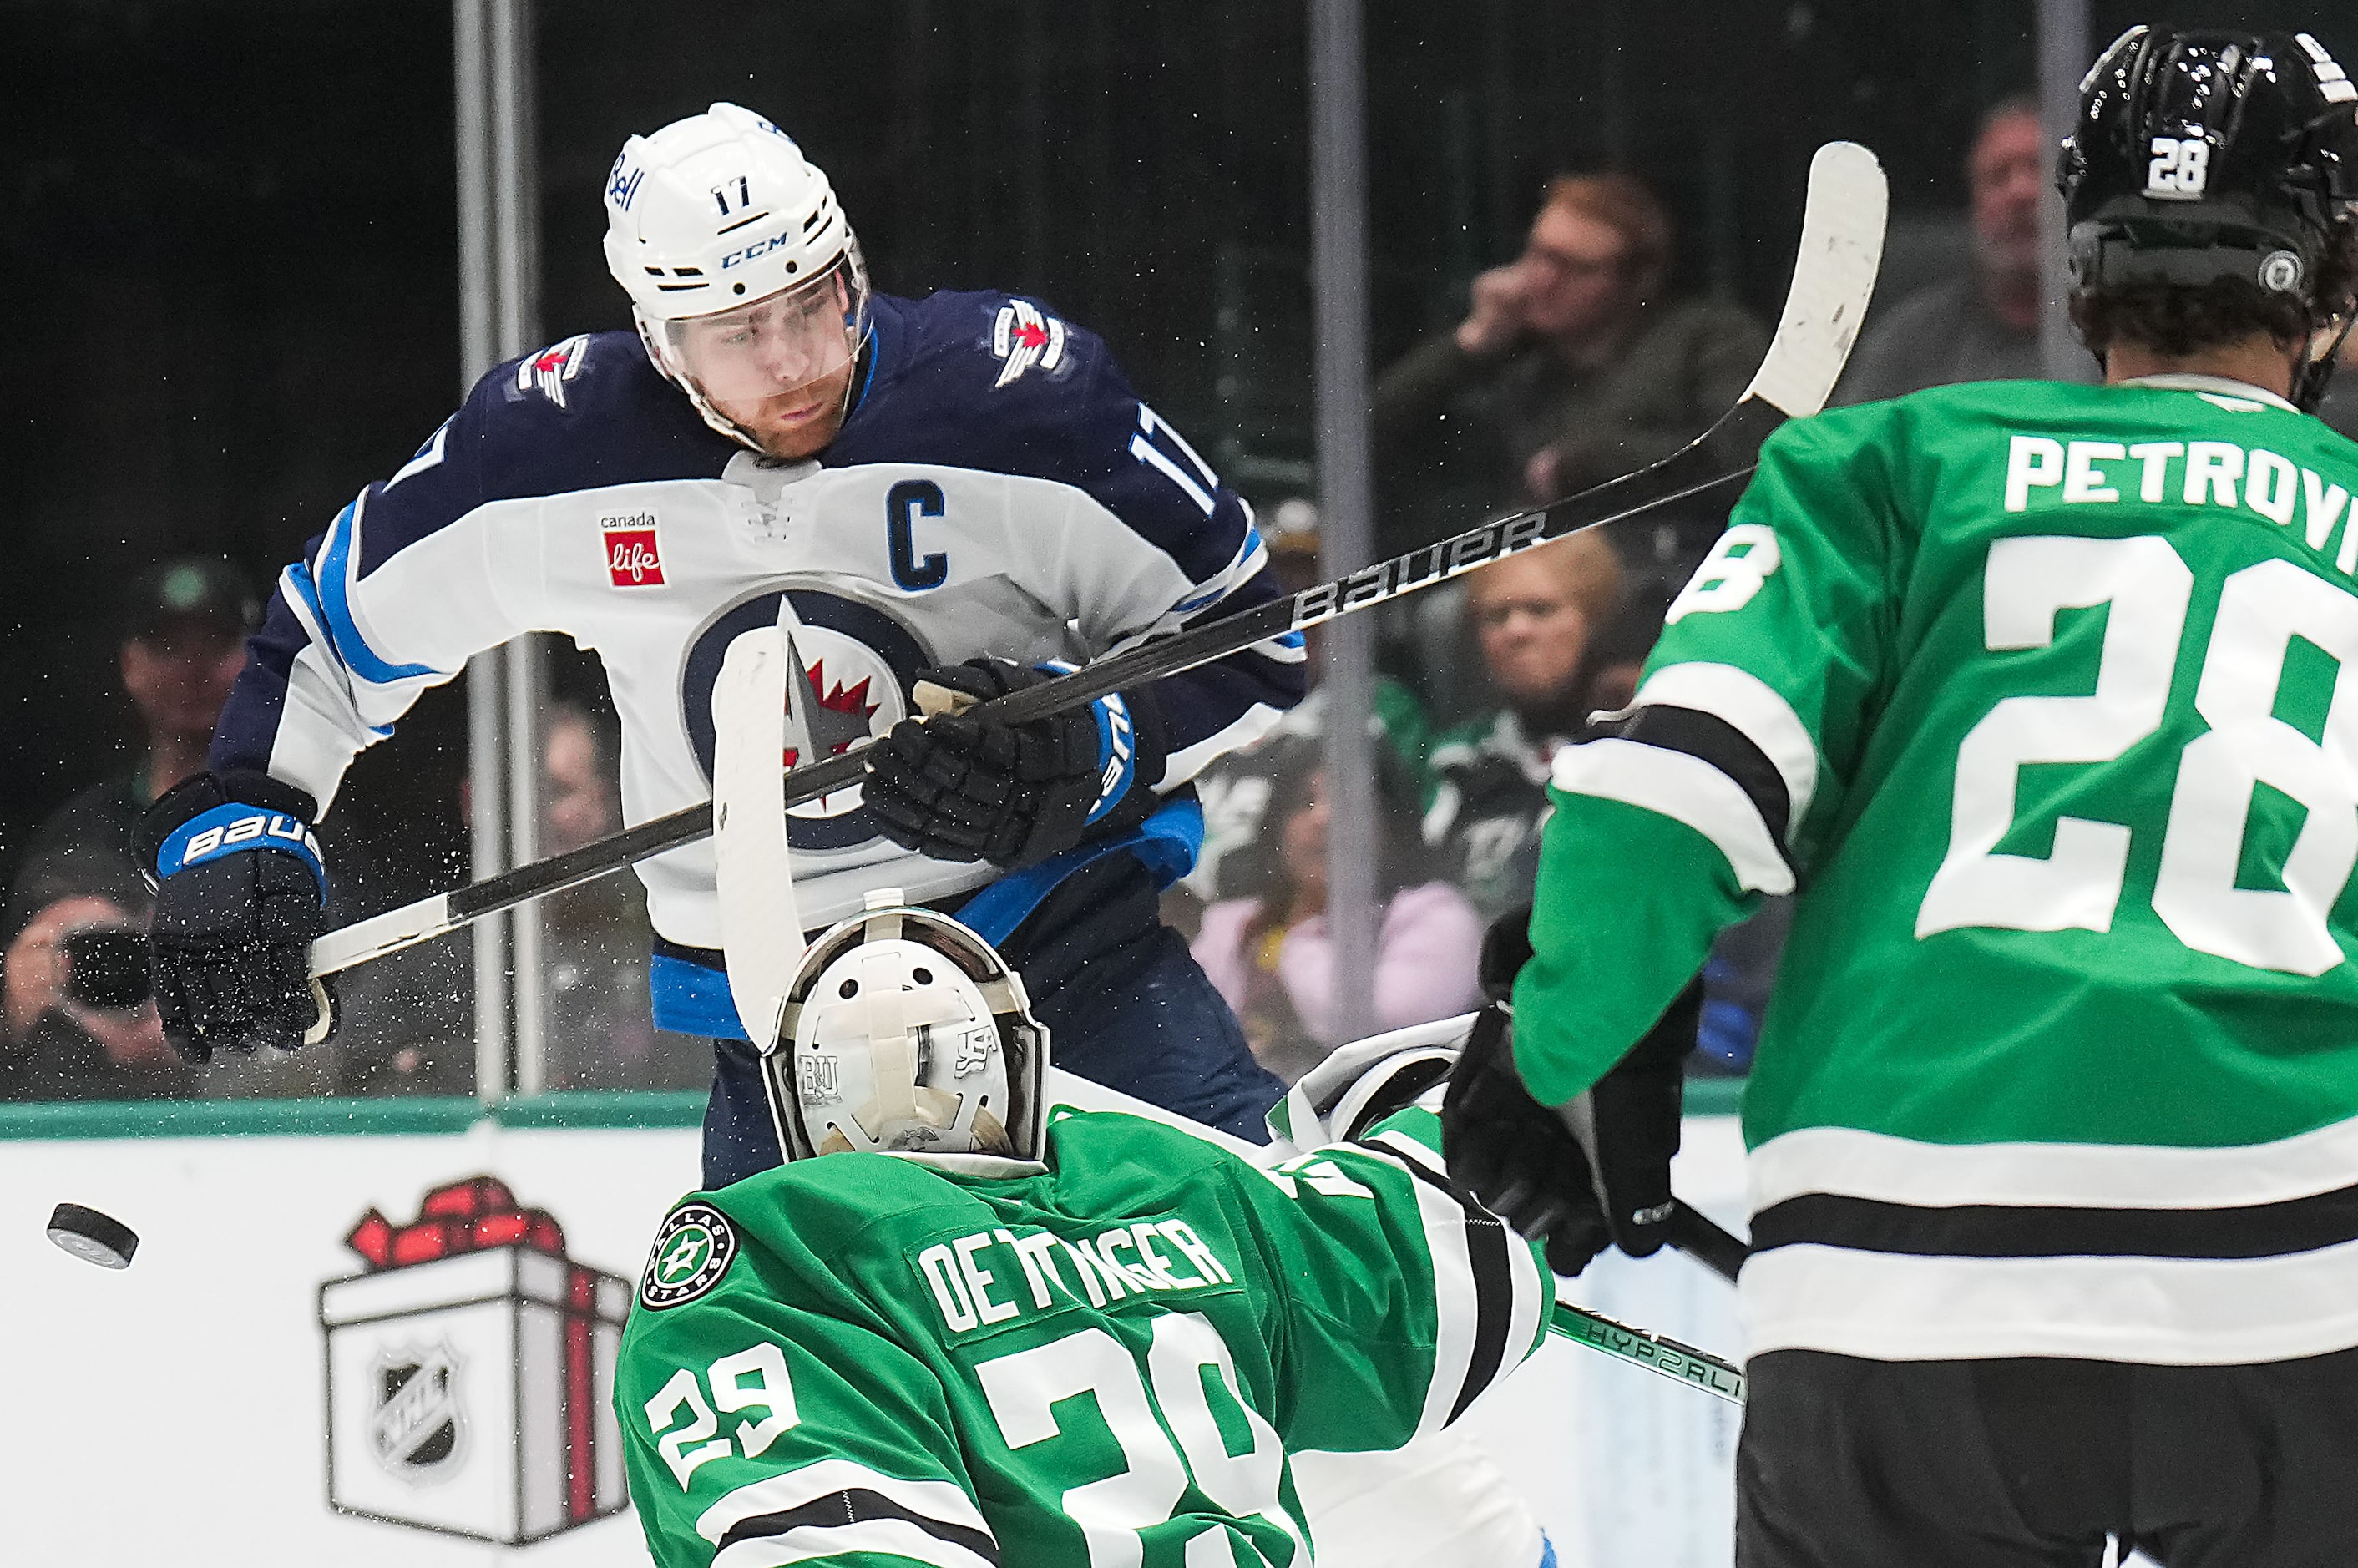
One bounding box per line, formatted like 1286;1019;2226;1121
215;290;1303;959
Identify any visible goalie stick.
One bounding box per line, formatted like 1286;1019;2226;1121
307;140;1885;982
711;620;806;1048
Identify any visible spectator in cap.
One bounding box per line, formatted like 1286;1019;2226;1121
3;557;465;1100
2;558;258;1099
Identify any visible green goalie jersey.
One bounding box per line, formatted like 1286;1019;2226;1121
1515;374;2358;1366
615;1105;1546;1568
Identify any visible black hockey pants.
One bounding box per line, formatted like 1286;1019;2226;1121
1736;1347;2358;1567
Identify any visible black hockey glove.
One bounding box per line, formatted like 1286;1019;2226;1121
862;659;1167;870
1441;907;1702;1274
138;771;338;1064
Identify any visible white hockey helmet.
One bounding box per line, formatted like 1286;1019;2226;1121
601;103;871;452
762;897;1050;1171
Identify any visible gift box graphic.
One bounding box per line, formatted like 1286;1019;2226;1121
320;1176;630;1544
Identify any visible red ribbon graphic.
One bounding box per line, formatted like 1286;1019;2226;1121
343;1176;567;1271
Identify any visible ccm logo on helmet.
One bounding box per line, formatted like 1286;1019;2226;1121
722;230;802;271
172;813;321;873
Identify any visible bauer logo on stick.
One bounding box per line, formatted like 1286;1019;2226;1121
640;1203;738;1310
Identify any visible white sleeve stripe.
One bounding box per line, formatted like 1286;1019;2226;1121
1369;1128;1449;1181
1633;662;1821;835
1551;737;1797;896
1344;1142;1481;1439
1361;1136;1541;1423
712;1517;998;1568
696;1459;989;1545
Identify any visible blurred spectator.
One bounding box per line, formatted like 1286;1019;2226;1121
1424;534;1625;923
1192;745;1482;1084
3;559;252;1100
1837;98;2096;402
537;700;704;1090
1181;498;1432;914
2;557;463;1100
1374;171;1768;559
2320;330;2358;441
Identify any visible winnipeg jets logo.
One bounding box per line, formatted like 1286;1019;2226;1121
990;300;1067;388
518;335;590;407
683;586;929;854
781;630;881;772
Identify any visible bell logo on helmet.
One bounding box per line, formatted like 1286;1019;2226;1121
605;154;645;213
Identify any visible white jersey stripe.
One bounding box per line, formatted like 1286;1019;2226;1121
1742;1238;2358;1364
695;1459;990;1545
1551;737;1796;895
1633;660;1821;835
1367;1130;1549;1413
1749;1109;2358;1213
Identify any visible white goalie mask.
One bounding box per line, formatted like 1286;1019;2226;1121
762;903;1049;1171
601;103;871;455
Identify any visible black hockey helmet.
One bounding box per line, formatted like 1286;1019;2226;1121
2061;28;2356;298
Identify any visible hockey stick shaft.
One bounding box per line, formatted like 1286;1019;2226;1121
309;458;1753;974
309;141;1883;979
1547;1297;1747;1404
1667;1200;1751;1285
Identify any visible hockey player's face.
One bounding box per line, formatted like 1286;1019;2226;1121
675;274;858;458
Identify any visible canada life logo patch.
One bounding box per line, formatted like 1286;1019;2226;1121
604;513;665;588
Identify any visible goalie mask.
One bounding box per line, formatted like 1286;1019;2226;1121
762;902;1049;1171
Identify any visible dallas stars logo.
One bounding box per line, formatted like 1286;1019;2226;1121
639;1203;738;1311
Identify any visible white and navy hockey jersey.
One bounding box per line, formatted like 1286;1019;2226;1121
213;291;1304;1030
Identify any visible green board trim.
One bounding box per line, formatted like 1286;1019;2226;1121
493;1091;708;1130
0;1089;711;1141
1685;1076;1744;1118
1;1080;1746;1140
0;1096;483;1141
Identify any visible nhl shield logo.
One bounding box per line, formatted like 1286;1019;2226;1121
367;1342;468;1485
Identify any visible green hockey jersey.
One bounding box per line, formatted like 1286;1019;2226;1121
1515;374;2358;1364
615;1105;1546;1568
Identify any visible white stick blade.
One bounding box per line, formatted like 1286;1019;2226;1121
1743;140;1890;420
714;628;803;1049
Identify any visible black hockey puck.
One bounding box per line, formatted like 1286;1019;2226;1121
47;1202;138;1269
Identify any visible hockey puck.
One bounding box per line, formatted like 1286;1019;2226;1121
47;1202;138;1269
